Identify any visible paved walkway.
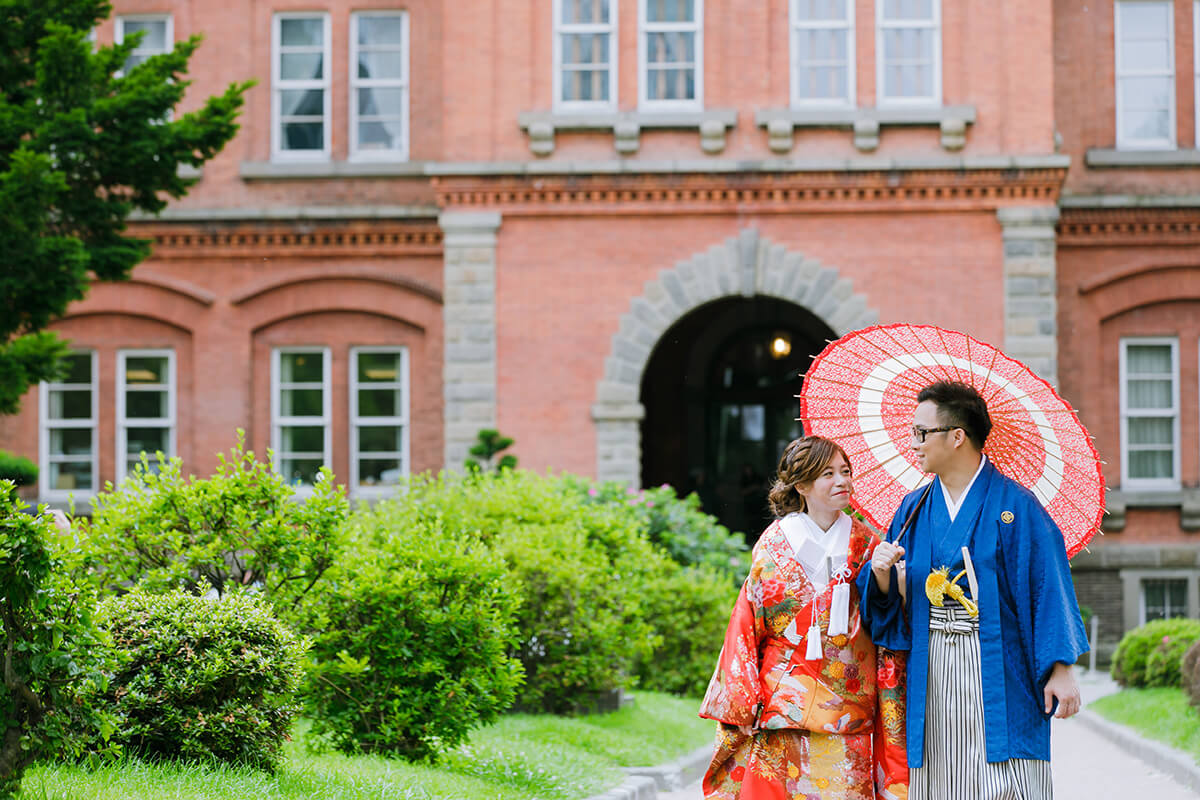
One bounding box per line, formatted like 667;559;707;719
657;671;1199;799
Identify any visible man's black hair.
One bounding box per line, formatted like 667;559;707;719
917;380;992;450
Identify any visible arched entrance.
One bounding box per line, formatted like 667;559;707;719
640;296;835;538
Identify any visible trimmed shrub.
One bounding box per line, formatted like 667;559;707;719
1182;639;1200;707
301;520;524;761
74;432;349;610
0;449;37;486
87;589;306;771
634;564;738;697
1112;618;1200;688
0;483;115;797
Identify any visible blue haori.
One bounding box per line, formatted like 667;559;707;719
856;458;1089;767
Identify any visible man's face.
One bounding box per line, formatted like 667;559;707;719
911;400;956;476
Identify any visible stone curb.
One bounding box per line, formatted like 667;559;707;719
1074;708;1200;794
581;744;711;800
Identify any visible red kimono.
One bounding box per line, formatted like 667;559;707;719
699;517;908;800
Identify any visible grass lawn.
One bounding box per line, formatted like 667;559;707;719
1090;687;1200;766
17;692;714;800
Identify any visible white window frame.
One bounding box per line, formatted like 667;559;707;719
554;0;619;112
116;349;176;483
38;350;98;502
115;13;173;75
1119;336;1181;491
875;0;942;107
349;346;410;497
638;0;704;111
271;347;332;493
1139;576;1190;624
271;12;332;162
349;11;410;161
790;0;855;109
1115;0;1176;150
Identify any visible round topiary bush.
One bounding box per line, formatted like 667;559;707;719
1112;618;1200;688
1182;639;1200;707
90;589;306;771
300;520;524;761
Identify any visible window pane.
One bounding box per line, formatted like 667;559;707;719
647;31;695;63
646;0;695;22
1144;578;1187;622
281;425;324;453
563;68;611;101
1123;39;1171;71
281;388;323;417
1127;344;1173;373
1120;77;1172;111
358;15;405;45
280;352;324;383
49;461;92;491
280;458;323;486
647;67;696;100
359;458;402;486
562;32;610;65
358;87;405;117
1129;449;1174;479
358;388;400;417
49;390;92;420
281;52;324;81
358;50;406;80
123;19;168;51
1128;417;1173;445
282;122;324;150
62;354;92;384
50;428;92;456
125;357;167;384
281;17;323;47
280;89;325;117
126;427;169;456
563;0;610;24
884;0;933;20
125;391;167;419
359;120;405;151
359;426;400;453
797;0;847;21
1119;2;1170;38
357;352;402;383
1127;378;1173;409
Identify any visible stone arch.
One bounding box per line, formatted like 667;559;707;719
591;228;880;485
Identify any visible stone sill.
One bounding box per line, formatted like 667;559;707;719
240;160;428;180
1085;148;1200;168
516;109;739;156
1102;487;1200;532
755;104;977;153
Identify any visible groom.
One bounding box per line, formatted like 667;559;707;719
858;380;1088;799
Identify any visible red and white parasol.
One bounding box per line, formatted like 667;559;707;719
798;324;1104;558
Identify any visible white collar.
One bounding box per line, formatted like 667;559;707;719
939;454;988;522
779;511;851;585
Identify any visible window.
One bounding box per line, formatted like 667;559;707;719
791;0;855;107
117;350;175;481
555;0;618;110
876;0;940;105
350;348;409;495
1142;578;1188;623
1115;1;1175;149
115;15;172;73
350;12;409;159
272;13;331;159
1119;338;1180;489
39;352;97;498
272;348;331;489
639;0;703;109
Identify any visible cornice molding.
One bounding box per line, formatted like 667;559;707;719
1058;207;1200;246
433;167;1067;216
127;220;443;259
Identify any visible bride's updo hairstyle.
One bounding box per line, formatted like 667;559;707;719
767;435;850;518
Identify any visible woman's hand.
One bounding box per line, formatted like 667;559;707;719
871;542;905;594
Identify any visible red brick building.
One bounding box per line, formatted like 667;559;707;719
0;0;1195;655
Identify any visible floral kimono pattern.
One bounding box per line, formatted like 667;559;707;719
699;518;908;800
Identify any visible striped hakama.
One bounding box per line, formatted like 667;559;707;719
909;603;1053;800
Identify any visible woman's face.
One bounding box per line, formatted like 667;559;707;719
796;450;853;517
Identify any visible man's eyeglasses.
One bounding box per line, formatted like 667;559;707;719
910;425;958;443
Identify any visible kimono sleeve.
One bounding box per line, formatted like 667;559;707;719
1006;492;1089;690
856;510;912;652
698;576;763;726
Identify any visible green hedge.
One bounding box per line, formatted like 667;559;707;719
1112;618;1200;688
0;449;37;486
